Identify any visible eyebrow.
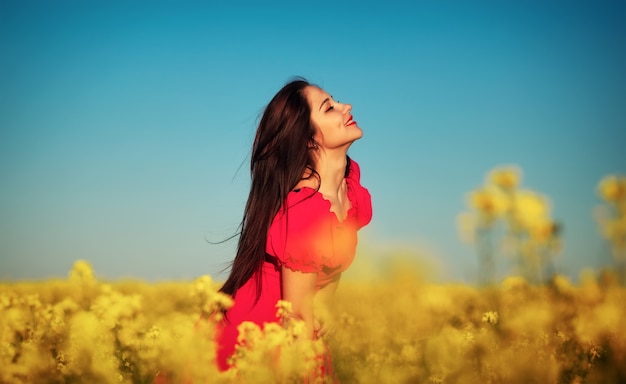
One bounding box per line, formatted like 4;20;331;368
319;97;331;111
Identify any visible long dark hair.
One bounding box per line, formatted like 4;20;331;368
219;78;318;298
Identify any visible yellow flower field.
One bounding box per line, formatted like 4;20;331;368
2;258;626;384
3;170;625;383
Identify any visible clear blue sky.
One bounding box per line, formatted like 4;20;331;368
1;0;625;283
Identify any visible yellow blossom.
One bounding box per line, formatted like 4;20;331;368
551;274;574;295
191;275;233;316
275;300;293;321
488;165;522;191
68;259;95;282
482;311;499;325
512;189;550;230
501;275;528;291
527;219;558;242
2;256;626;383
469;186;510;218
598;175;626;203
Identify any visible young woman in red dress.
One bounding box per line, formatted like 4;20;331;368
215;78;372;377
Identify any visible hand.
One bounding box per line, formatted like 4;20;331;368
314;316;331;339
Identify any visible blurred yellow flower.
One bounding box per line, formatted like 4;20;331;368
191;275;233;316
551;275;574;295
512;190;550;230
527;219;558;242
488;166;522;191
4;257;626;383
469;186;510;218
501;275;528;291
598;175;626;203
68;260;95;282
276;300;293;319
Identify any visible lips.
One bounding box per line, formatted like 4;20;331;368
346;114;357;126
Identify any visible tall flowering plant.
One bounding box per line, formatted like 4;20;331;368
595;175;626;282
458;166;561;284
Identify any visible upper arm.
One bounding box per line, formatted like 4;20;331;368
282;266;317;314
281;266;317;336
316;274;340;304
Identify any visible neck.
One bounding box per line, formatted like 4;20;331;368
313;148;348;198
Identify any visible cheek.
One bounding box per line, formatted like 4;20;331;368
321;117;342;131
314;119;331;134
310;123;324;141
311;116;341;141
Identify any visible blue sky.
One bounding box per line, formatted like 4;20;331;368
1;0;625;283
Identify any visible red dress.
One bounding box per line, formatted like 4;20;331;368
215;159;372;371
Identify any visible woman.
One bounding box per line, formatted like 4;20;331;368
215;78;372;375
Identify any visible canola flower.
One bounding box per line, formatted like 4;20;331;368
598;175;626;204
481;311;499;325
2;258;626;383
488;166;522;192
469;186;510;224
4;170;626;383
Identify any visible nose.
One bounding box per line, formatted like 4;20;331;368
341;102;352;114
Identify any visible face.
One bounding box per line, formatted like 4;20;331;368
304;86;363;151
